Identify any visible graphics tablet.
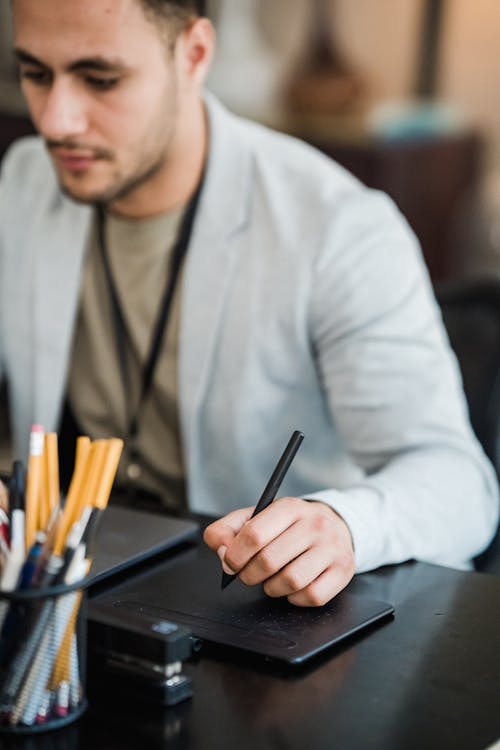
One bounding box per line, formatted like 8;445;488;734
88;544;394;665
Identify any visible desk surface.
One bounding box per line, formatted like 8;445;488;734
2;546;500;750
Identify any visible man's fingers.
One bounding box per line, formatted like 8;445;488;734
203;506;255;551
216;545;236;575
223;497;304;573
258;543;332;596
286;564;353;607
238;518;312;586
203;498;355;606
204;499;303;576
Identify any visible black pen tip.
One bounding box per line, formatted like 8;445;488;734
221;571;237;590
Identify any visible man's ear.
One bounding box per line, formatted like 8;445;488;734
177;17;215;87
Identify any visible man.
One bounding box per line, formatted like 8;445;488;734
0;0;498;606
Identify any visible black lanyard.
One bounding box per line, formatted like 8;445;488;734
96;179;203;448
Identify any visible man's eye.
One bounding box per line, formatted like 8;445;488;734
20;69;51;85
86;77;119;91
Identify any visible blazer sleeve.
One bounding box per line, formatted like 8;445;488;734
306;187;499;572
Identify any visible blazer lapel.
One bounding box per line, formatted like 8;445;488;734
33;196;92;432
179;96;252;484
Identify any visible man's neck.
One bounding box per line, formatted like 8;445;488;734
109;99;208;220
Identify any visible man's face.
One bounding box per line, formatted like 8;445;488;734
12;0;183;207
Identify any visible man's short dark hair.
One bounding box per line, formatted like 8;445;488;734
139;0;207;47
140;0;206;21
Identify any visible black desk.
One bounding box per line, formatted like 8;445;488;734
2;549;500;750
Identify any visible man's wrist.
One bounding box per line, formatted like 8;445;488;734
303;497;355;554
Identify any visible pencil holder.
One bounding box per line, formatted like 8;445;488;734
0;580;88;734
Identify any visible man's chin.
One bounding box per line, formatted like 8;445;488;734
60;185;104;205
58;180;118;206
55;155;167;208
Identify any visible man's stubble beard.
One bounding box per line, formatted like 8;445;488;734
57;148;171;208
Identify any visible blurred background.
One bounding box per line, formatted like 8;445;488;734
1;1;500;482
204;0;500;283
2;0;500;281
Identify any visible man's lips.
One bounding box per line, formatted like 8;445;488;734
51;148;104;172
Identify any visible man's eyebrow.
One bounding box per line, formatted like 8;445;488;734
14;48;129;73
14;49;47;67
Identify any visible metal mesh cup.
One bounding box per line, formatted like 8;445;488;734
0;580;87;734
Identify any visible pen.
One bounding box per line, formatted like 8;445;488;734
18;532;46;590
221;429;305;590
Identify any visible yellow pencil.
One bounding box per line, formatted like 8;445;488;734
37;433;58;532
38;449;49;534
45;433;60;517
55;436;91;555
92;439;124;510
74;439;110;516
53;439;101;558
25;424;45;551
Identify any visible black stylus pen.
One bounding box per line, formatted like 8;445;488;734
221;430;305;590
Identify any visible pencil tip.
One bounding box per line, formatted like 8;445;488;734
221;571;236;590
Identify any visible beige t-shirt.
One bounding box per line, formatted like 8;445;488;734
66;207;186;511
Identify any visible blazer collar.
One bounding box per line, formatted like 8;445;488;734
178;94;253;486
197;92;252;241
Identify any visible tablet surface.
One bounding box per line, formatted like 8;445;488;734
89;544;394;665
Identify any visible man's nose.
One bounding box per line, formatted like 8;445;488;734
38;79;88;142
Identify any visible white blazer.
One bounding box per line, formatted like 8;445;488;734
0;94;498;572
